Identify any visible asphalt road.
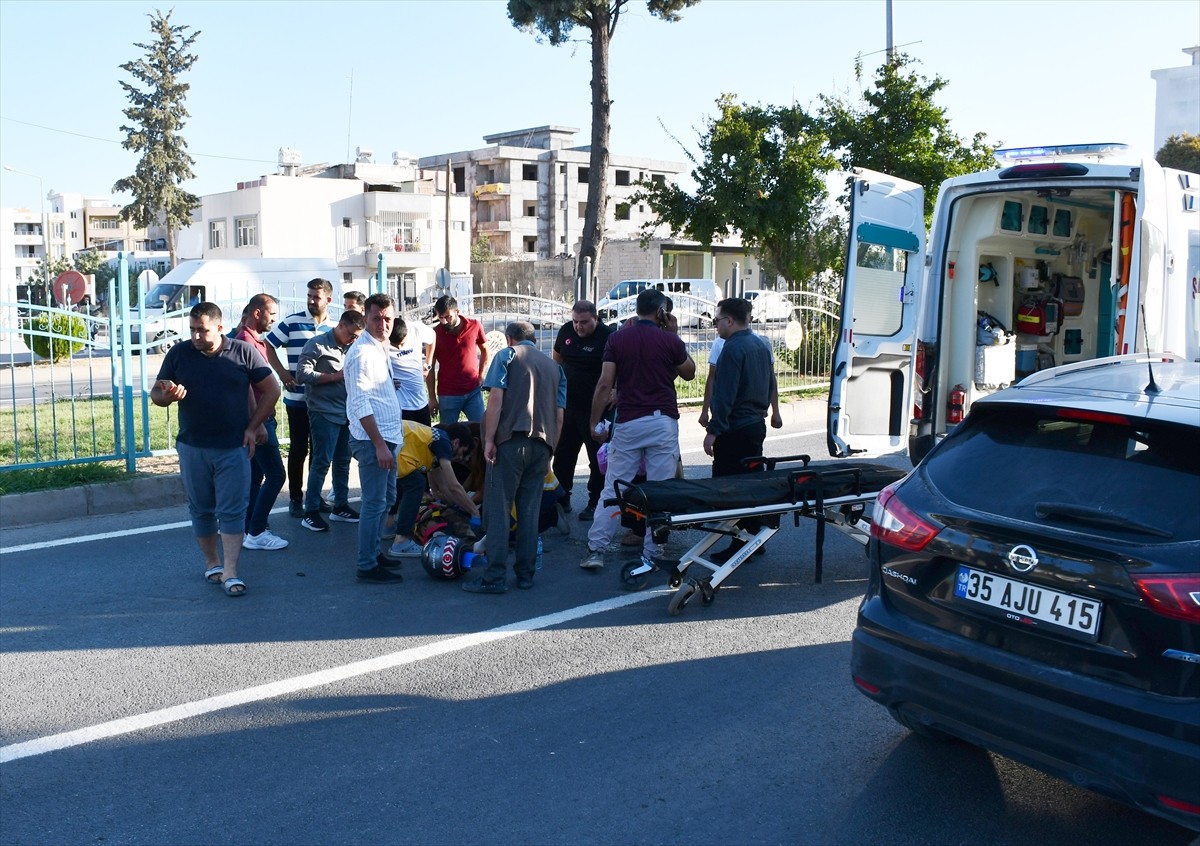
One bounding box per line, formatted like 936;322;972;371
1;413;1194;845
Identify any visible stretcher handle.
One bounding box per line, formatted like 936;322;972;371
750;453;811;472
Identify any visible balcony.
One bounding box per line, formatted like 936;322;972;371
11;233;44;246
473;182;511;199
476;220;512;232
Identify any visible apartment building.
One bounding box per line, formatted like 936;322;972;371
48;192;163;257
181;150;470;304
419;125;685;260
1151;46;1200;152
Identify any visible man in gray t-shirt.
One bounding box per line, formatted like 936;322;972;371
295;310;365;531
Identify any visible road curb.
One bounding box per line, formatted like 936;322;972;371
1;473;187;530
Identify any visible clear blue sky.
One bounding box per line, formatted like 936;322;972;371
1;0;1196;212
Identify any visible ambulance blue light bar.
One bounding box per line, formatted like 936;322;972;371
994;143;1131;163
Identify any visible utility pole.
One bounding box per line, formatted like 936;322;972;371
886;0;894;61
445;159;452;272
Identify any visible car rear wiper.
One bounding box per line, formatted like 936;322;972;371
1034;502;1174;539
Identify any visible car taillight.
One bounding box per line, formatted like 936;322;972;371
871;484;942;551
1131;575;1200;624
913;341;931;420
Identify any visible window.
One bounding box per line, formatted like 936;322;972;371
342;272;353;285
453;167;465;193
209;219;226;249
850;242;908;336
524;201;537;217
578;202;587;219
651;174;666;187
578;167;589;184
523;236;537;253
342;217;351;228
615;169;631;186
615;202;631;221
235;216;257;247
52;223;63;239
522;163;538;180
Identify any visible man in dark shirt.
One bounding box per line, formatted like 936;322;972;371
152;302;280;597
551;300;613;522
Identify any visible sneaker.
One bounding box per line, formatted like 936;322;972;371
302;512;330;532
243;530;289;551
578;505;596;522
329;505;360;523
357;563;404;583
319;498;334;514
579;549;605;570
289;499;304;518
386;538;424;560
516;575;535;590
376;554;403;571
461;577;507;594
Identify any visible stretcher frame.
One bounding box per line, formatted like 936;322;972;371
610;454;905;616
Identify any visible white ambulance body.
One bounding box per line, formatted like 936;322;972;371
828;143;1200;463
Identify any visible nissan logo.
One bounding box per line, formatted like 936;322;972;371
1007;544;1039;574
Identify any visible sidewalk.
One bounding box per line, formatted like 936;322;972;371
0;396;829;531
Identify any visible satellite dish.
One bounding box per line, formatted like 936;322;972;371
435;268;452;290
53;270;88;305
484;330;507;363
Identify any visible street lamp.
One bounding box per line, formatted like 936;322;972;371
2;165;52;297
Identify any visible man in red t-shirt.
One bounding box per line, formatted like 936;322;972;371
427;295;489;423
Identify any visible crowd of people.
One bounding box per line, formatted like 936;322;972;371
152;279;779;597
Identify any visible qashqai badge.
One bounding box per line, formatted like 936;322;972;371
1007;544;1039;574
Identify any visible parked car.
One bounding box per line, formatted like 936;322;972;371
744;289;795;323
851;354;1200;831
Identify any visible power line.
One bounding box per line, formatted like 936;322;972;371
0;115;278;164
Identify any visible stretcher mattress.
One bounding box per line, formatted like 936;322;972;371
617;461;907;517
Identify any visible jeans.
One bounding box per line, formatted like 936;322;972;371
177;442;251;537
394;469;427;543
481;435;550;583
247;417;286;536
284;402;310;501
305;413;350;513
437;385;484;423
350;437;398;571
587;412;679;560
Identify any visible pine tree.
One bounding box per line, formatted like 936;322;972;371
113;9;201;270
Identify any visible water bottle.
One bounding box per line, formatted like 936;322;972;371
536;536;544;571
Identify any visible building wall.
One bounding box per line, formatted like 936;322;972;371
1151;47;1200;153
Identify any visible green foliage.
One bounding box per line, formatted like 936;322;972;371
26;255;74;289
1156;133;1200;174
470;234;498;263
0;463;128;496
20;312;89;361
507;0;697;281
820;53;995;225
636;95;839;288
113;9;200;268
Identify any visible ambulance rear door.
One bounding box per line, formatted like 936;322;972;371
828;169;925;457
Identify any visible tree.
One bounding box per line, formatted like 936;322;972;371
26;255;74;290
820;53;994;225
507;0;698;289
113;9;200;270
636;96;840;289
470;234;498;264
1156;133;1200;174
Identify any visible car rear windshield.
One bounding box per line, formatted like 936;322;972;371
925;404;1200;543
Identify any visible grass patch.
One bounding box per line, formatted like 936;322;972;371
0;394;176;467
0;462;129;495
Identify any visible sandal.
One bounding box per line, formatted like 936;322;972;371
222;577;247;597
204;565;224;585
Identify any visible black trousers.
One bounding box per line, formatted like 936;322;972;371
284;403;310;501
712;420;767;478
552;406;604;507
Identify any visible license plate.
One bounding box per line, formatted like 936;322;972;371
954;565;1102;638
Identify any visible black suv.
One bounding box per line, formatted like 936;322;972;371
850;355;1200;830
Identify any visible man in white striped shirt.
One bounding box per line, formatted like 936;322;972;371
345;293;407;583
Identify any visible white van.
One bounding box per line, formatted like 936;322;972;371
126;257;341;353
828;143;1200;463
596;278;722;326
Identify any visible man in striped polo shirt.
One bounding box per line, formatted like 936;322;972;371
265;277;335;517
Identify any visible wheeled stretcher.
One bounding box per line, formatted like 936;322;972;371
611;455;907;615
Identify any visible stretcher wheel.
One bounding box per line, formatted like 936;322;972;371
667;581;697;616
699;580;716;606
620;560;650;591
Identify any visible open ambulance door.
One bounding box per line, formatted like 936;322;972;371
828;169;925;458
1117;159;1168;356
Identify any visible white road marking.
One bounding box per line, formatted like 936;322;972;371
0;590;662;764
680;428;821;455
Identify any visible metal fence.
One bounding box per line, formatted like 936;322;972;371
1;267;838;475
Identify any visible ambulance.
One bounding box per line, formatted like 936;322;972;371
828;143;1200;463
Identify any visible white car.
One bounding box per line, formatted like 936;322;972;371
744;289;794;323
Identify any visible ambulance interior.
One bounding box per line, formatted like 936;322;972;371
938;187;1125;414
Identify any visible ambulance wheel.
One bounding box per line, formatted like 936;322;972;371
667;581;697;616
620;561;649;591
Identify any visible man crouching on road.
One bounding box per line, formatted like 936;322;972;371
151;302;281;597
344;293;407;583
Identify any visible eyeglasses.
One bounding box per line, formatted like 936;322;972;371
713;315;730;327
